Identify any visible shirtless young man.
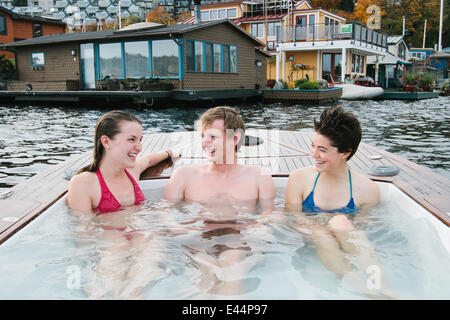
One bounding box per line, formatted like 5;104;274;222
163;106;275;296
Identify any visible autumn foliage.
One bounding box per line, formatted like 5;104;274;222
314;0;448;48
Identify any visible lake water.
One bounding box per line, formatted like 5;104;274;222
0;96;449;192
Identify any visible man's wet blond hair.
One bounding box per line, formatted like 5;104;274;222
198;106;245;151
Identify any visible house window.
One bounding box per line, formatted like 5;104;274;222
230;45;237;73
31;52;45;66
267;41;276;51
227;8;237;18
309;14;315;33
398;43;406;60
99;43;123;79
0;15;6;35
210;10;217;20
268;22;281;37
322;53;342;83
213;43;221;72
185;40;237;74
218;9;226;19
186;40;195;72
152;39;179;77
124;41;150;78
195;41;204;72
351;53;364;73
251;23;264;38
351;53;355;72
201;11;209;21
32;22;42;38
223;45;230;72
205;42;213;72
386;65;394;78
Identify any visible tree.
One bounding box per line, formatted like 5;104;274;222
146;7;176;25
310;0;342;10
339;0;355;12
379;0;447;48
12;0;27;6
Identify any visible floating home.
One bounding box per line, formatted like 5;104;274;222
366;36;412;89
181;0;389;87
0;5;66;60
1;20;269;106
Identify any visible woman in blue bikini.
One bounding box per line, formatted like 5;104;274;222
285;106;394;299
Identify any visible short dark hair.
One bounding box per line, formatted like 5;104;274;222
314;106;361;161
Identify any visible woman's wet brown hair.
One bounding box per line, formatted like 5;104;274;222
77;110;142;174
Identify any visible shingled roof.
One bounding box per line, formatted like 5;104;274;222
3;19;264;48
0;6;65;26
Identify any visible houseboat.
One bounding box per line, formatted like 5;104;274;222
0;5;66;60
0;20;269;106
366;35;411;89
181;1;388;89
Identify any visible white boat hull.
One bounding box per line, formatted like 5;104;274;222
340;84;384;100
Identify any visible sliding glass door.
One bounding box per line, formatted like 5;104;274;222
322;53;342;83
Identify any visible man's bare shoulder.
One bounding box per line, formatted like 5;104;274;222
170;164;206;179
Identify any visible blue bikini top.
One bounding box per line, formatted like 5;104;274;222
302;169;358;214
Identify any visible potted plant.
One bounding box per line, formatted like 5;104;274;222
404;72;418;92
419;72;433;91
297;80;319;90
443;82;450;95
0;55;16;80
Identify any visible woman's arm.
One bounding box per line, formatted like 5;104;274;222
135;150;174;175
284;169;306;213
67;173;94;214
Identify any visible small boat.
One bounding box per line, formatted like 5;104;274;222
0;130;449;299
339;84;384;100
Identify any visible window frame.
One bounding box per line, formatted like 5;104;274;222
32;22;42;38
0;14;7;36
185;40;238;74
151;38;180;78
227;8;237;18
93;39;181;80
31;52;45;66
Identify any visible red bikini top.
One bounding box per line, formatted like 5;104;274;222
95;169;145;214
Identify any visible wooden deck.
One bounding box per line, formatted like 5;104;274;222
0;88;263;106
375;90;440;100
1;130;449;244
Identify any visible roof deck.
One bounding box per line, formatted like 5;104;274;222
277;22;388;53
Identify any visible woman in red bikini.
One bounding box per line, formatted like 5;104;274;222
67;110;178;299
68;110;175;214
